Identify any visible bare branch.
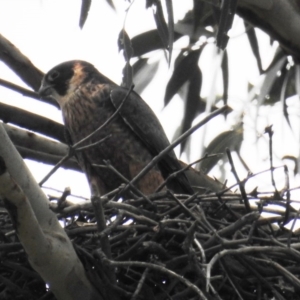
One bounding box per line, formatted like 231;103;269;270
0;34;44;91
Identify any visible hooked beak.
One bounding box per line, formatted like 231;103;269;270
38;81;54;98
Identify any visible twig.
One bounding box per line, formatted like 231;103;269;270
0;78;56;106
75;134;112;151
282;165;291;226
126;105;229;194
91;195;115;283
253;257;300;291
206;246;300;292
39;135;111;186
131;268;149;300
226;148;250;212
94;160;156;208
287;209;300;248
203;211;260;249
72;85;134;149
219;259;244;300
102;257;208;299
155;154;218;192
264;125;279;192
39;151;74;186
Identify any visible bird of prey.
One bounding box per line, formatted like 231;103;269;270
39;60;194;197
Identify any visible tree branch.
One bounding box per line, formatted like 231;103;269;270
0;34;44;91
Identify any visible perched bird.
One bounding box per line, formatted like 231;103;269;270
39;60;194;197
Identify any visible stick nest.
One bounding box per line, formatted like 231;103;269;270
1;172;299;300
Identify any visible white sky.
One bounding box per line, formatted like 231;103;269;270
0;0;299;204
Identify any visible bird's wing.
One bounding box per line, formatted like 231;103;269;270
110;87;194;194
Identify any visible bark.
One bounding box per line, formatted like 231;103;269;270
0;34;44;93
0;123;102;300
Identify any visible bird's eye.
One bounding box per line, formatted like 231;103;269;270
48;70;60;81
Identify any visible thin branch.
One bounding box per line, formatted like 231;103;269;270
94;160;155;208
126;105;229;193
0;78;57;107
264;125;278;192
102;257;208;300
226;148;250;212
131;268;149;300
73;85;134;149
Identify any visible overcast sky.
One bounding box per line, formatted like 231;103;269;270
1;0;299;206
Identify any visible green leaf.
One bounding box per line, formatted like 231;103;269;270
79;0;92;29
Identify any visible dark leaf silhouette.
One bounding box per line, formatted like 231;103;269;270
245;22;263;73
216;0;238;49
119;30;133;87
165;0;174;64
282;155;298;175
131;29;182;57
280;68;292;128
164;48;202;106
122;61;133;88
201;124;243;173
79;0;92;29
118;29;133;61
146;0;155;9
132;59;159;94
221;50;229;105
153;0;169;49
132;58;148;75
105;0;115;10
193;0;204;32
257;55;287;106
180;66;202;154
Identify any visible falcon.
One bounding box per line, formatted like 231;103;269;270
39;60;194;197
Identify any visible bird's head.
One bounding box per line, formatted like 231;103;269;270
39;60;98;106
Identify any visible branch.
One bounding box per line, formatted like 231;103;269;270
0;34;44;91
3;123;79;170
0;78;57;107
0;102;65;142
0;123;101;300
127;105;229;192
